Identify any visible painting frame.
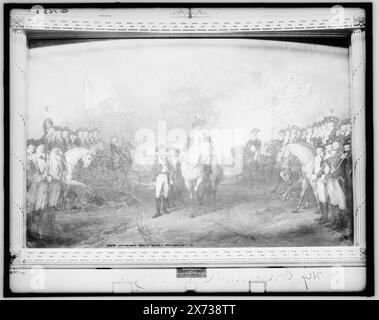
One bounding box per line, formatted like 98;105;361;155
5;3;372;275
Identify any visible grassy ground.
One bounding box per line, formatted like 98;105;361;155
27;175;352;248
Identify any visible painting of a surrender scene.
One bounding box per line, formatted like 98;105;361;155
25;39;353;248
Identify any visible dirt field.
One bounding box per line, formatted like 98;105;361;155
28;176;352;248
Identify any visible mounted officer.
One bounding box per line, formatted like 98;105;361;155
190;115;213;179
245;128;262;160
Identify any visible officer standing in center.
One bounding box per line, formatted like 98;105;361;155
152;144;173;219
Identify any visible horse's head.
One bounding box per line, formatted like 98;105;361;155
82;152;94;168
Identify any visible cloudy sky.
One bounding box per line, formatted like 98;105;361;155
27;38;350;142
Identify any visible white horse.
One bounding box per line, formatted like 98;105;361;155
179;142;213;216
63;147;95;187
277;143;317;212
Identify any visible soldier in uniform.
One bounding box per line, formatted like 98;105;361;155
246;128;262;161
62;127;71;149
110;136;122;170
44;126;56;153
283;127;291;145
26;139;39;214
299;129;307;143
68;130;79;148
152;145;173;218
311;144;328;223
52;126;67;152
34;143;51;212
277;129;286;145
340;137;353;237
82;129;91;147
42;118;54;136
324;138;346;230
89;128;100;146
76;128;86;147
341;119;352;146
47;147;65;208
305;126;313;144
245;128;262;187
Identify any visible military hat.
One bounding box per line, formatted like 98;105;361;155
35;139;45;147
332;139;342;149
343;136;351;145
192;114;207;128
42;117;54;134
250;128;260;133
325;116;340;124
340;118;351;126
27;138;36;146
315;141;324;149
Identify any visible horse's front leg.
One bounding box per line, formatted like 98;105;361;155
283;178;301;201
185;180;196;217
194;176;204;206
293;179;308;213
271;176;282;195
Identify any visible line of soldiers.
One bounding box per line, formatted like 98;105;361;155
43;124;102;154
278;116;353;236
26;118;104;237
277;116;352;148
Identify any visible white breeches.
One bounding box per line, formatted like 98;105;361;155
48;181;61;208
156;173;169;199
26;182;38;214
315;181;327;204
34;181;48;211
327;179;346;210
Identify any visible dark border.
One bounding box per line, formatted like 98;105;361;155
3;2;374;298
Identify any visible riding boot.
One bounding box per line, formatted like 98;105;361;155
315;202;324;221
321;203;329;223
334;209;345;231
162;198;169;215
332;207;344;231
329;207;340;230
324;206;336;227
152;198;162;219
341;213;353;239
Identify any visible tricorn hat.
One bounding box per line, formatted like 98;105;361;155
250;128;260;133
192;116;207;128
27;138;36;146
315;142;324;149
325;116;339;124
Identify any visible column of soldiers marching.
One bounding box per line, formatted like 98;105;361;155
26;118;103;237
277;116;352;236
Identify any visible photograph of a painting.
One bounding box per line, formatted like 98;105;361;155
25;38;353;248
